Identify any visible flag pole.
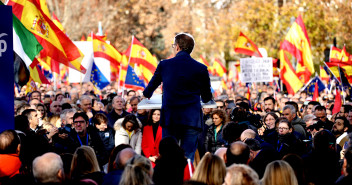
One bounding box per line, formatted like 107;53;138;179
121;35;134;97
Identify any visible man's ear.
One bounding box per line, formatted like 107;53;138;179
223;153;227;164
16;144;21;155
57;169;64;181
344;127;348;132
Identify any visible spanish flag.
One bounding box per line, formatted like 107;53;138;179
234;32;262;57
52;13;65;33
8;0;86;74
340;45;350;63
280;15;314;83
199;55;213;74
92;33;122;81
330;46;341;63
279;49;303;95
118;55;129;88
213;58;227;77
124;37;157;84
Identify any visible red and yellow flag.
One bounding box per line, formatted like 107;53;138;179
118;55;129;88
234;32;262;57
330;46;341;62
340;45;350;63
9;0;86;74
124;37;157;84
29;58;50;85
212;58;227;77
52;13;65;33
280;15;314;83
279;49;303;95
320;66;329;82
92;33;122;81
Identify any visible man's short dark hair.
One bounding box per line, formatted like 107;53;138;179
73;112;89;123
308;101;321;106
21;109;37;120
244;138;261;151
264;96;276;105
0;130;21;154
315;105;326;112
130;96;140;103
127;90;136;96
174;33;195;54
335;117;349;129
226;141;250;167
343;105;352;113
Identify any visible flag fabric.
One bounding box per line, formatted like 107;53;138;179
234;32;262;57
92;33;122;82
90;61;109;90
199;55;213;74
52;12;65;32
8;0;86;74
301;76;326;98
13;12;50;85
25;77;37;94
279;49;303;95
124;37;157;84
118;55;129;88
320;66;329;82
332;88;342;115
124;65;145;91
246;83;251;100
325;62;352;83
338;66;352;101
221;78;227;90
340;46;350;63
280;15;314;83
330;46;341;62
312;80;319;101
213;58;227;77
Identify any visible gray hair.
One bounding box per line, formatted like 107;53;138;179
283;104;296;115
60;108;77;121
303;114;316;123
80;95;92;103
112;96;125;104
33;153;64;183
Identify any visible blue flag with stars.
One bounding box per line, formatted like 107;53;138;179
301;76;326;97
338;66;352;101
125;65;145;90
90;61;109;90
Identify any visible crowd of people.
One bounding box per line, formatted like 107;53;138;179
1;81;352;185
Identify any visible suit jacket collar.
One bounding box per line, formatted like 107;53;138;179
176;51;190;57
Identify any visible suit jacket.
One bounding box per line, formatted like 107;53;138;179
143;51;212;129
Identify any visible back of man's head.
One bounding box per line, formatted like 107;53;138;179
0;130;20;154
174;33;195;54
33;152;64;183
226;141;250;167
114;148;136;169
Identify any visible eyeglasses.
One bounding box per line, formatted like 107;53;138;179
278;127;289;130
74;120;86;124
265;118;275;122
217;106;224;109
171;44;177;48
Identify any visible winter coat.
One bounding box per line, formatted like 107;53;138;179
114;118;142;154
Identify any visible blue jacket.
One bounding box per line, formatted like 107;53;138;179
143;51;212;129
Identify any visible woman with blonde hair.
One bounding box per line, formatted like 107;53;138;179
70;146;104;185
261;160;298;185
191;153;226;185
119;155;153;185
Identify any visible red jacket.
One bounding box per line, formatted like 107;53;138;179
142;124;162;167
0;154;21;178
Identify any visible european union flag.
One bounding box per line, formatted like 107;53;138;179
323;64;340;89
125;65;145;90
302;76;326;96
90;61;109;90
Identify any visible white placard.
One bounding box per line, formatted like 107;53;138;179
240;58;273;83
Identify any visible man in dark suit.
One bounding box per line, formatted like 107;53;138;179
143;33;212;161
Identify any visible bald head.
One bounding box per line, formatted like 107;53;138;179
226;141;250;167
215;147;227;162
115;148;136;169
33;152;64;183
240;129;256;142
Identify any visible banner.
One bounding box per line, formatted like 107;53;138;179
240;58;273;83
0;5;14;131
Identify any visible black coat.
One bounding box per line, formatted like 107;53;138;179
204;124;227;154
